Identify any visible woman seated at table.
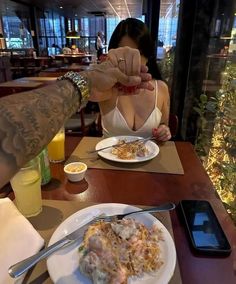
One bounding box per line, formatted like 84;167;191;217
90;18;171;142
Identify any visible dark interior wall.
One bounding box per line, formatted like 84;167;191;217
171;0;215;143
144;0;160;54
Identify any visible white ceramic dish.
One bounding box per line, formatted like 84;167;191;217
95;136;159;163
47;203;176;284
64;162;87;182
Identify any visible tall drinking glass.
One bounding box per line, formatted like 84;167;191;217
10;157;42;217
47;127;65;163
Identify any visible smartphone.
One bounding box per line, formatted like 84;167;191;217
178;200;231;256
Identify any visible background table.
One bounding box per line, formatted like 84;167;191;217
55;54;92;64
0;77;56;97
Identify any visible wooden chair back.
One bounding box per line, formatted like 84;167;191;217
169;113;179;137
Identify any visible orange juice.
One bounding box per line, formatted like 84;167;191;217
10;160;42;217
47;128;65;162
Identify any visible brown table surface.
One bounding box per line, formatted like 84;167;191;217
0;79;43;88
55;54;92;58
0;77;56;97
7;136;236;284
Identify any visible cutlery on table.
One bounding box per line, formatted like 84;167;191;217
87;136;156;154
96;202;176;222
8;218;97;278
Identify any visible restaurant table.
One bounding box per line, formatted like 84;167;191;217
0;77;56;97
11;56;52;69
38;65;90;77
6;136;236;284
55;54;92;64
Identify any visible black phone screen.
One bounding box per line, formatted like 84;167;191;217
179;200;231;255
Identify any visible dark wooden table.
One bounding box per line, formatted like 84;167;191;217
7;136;236;283
0;77;56;97
55;54;92;64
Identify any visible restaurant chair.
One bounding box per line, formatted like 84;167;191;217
65;109;100;136
169;113;179;138
10;56;25;79
23;58;42;77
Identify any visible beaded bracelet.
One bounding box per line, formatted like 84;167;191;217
57;71;90;109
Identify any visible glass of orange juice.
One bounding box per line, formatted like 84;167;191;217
10;157;42;217
47;127;65;163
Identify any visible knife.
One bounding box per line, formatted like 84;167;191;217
88;136;155;154
8;217;97;278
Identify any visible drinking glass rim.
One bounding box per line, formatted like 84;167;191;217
21;157;40;170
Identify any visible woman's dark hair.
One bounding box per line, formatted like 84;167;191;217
108;18;162;80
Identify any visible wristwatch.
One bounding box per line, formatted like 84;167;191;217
57;71;90;109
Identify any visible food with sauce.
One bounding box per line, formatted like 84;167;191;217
65;163;86;173
78;218;163;283
111;139;149;160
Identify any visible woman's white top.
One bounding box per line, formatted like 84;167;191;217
102;81;162;138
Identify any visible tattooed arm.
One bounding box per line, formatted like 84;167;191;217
0;80;79;188
0;46;152;188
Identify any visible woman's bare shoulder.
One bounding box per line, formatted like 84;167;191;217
156;80;169;99
156;80;169;92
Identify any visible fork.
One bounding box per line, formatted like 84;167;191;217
87;136;156;154
94;202;176;222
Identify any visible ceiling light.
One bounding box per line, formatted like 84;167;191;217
66;31;80;38
220;36;232;40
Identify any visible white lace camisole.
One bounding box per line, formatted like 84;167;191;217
102;81;162;138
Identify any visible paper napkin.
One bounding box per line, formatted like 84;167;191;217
0;198;44;284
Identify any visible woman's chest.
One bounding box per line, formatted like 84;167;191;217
118;91;156;118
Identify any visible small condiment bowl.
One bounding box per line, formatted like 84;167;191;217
64;162;87;182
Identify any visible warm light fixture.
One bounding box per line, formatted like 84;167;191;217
66;31;80;38
220;36;232;40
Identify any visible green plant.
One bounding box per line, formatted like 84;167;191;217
159;50;175;88
195;62;236;223
194;94;218;158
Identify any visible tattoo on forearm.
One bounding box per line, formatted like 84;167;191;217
0;80;79;172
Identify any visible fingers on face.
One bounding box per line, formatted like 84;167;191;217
140;65;149;74
108;47;141;76
138;82;154;91
111;68;141;86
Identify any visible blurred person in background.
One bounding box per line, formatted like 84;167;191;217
96;31;105;60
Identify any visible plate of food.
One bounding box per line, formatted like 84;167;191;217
47;203;176;284
95;136;159;163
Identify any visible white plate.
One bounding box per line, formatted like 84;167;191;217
47;203;176;284
95;136;159;163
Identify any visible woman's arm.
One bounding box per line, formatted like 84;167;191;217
158;80;170;125
153;80;171;141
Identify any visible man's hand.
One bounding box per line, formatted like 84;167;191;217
86;47;153;92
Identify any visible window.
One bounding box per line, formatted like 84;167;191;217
3;14;33;49
38;10;65;55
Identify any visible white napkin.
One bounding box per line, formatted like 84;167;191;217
0;198;44;284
